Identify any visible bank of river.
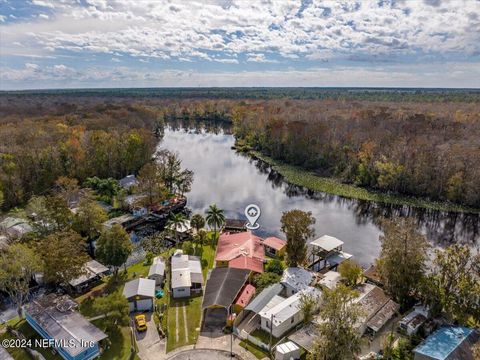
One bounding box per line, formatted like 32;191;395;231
248;150;480;214
160;127;479;266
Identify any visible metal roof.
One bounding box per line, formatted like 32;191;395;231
170;251;203;288
318;270;342;290
245;283;283;313
23;294;107;358
288;322;318;353
276;341;300;354
148;261;165;278
413;326;476;360
172;269;191;288
202;268;250;309
69;260;109;287
310;235;344;251
123;278;155;299
281;267;313;292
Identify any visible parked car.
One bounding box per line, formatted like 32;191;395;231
135;314;147;332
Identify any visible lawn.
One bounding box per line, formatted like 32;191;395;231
251;328;278;346
91;319;136;360
0;331;32;360
239;340;270;359
166;296;203;352
200;243;216;280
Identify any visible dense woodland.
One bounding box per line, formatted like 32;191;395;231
1;89;479;210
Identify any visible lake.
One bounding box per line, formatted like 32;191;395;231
160;127;479;266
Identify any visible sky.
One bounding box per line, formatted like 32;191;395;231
0;0;479;90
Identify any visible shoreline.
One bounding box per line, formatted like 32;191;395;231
246;150;480;214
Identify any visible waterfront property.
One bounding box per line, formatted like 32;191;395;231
68;259;110;293
307;235;353;272
171;249;203;298
123;278;156;312
215;231;265;273
223;218;247;233
263;236;286;258
148;256;166;286
413;326;479;360
318;270;342;290
281;267;314;297
23;294;107;360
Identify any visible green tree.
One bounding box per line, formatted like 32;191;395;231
39;230;89;285
72;194;108;253
280;209;316;267
93;292;130;328
0;244;41;316
421;244;480;324
309;285;362;360
376;218;428;308
84;177;120;204
299;291;318;324
265;259;284;275
166;212;188;243
338;260;363;287
141;233;166;255
190;213;206;232
193;229;207;255
27;195;72;235
96;224;133;276
137;162;167;206
253;272;281;293
206;204;225;239
182;241;194;255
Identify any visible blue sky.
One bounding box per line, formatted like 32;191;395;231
1;0;479;89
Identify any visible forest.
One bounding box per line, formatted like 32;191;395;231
0;89;479;210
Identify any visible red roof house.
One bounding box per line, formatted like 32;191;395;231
215;231;265;273
233;284;256;313
264;237;287;257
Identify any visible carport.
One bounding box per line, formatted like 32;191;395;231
201;268;250;331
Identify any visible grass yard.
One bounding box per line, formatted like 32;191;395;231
91;319;136;360
0;331;32;360
239;340;270;359
166;296;202;352
200;243;216;280
250;328;278;346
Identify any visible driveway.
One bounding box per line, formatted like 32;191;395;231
134;313;165;360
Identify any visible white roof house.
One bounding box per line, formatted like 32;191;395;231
167;220;192;234
171;250;203;298
260;287;321;338
319;270;342;290
311;235;344;252
281;267;314;296
148;258;165;278
275;341;301;360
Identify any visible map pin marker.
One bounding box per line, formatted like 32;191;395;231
245;204;261;230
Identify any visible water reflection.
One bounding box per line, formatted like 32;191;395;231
159;127;479;266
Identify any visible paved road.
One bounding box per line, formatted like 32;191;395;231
168;349;240;360
134;313;165;360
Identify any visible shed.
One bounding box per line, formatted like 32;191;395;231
275;341;301;360
123;278;155;312
148;257;165;286
233;284;256;313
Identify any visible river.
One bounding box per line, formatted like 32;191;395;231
159;127;479;266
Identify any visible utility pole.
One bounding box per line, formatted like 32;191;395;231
269;313;274;355
230;305;233;357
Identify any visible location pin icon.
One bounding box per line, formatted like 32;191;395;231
245;204;261;230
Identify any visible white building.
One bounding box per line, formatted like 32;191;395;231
281;267;314;297
123;278;156;312
260;287;321;338
399;305;429;335
275;341;301;360
148;257;166;286
171;249;203;298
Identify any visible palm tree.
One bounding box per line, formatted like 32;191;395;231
205;204;225;243
193;229;207;255
190;213;206;233
166;212;188;244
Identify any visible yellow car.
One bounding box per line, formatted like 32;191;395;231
135;314;147;332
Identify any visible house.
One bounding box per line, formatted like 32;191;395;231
68;260;110;292
23;294;107;360
167;220;192;241
260;287;321;338
275;341;301;360
0;217;33;239
263;237;287;258
123;278;156;312
413;326;479;360
215;231;265;273
233;284;256;314
308;235;353;272
399;305;429;335
171;249;203;298
119;174;138;189
353;283;400;335
281;267;314;297
202;267;250;330
223;218;247;233
318;270;342;290
148;257;165;286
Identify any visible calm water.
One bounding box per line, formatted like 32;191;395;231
159;127;480;266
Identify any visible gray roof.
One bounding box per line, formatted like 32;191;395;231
288;322;318;353
202;268;250;309
119;175;137;188
123;278;155;299
281;267;313;292
148;261;165;278
172;269;191;288
69;260;109;287
245;283;283;313
23;294;107;358
311;235;344;251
